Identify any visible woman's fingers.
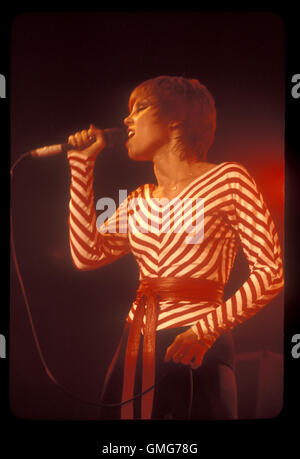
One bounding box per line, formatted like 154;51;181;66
67;125;106;159
68;134;77;148
68;130;92;149
164;336;182;362
190;348;206;369
81;129;90;146
180;345;198;365
165;334;208;369
175;343;206;367
88;124;97;141
172;343;190;363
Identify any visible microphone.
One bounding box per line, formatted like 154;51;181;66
29;127;127;158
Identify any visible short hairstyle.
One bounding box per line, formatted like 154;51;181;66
128;75;216;160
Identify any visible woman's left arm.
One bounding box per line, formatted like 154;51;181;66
165;163;284;367
194;163;284;346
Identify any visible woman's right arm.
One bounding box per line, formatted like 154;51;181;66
67;125;131;270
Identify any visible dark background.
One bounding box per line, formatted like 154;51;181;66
9;11;285;422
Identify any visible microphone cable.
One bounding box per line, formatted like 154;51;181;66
10;151;31;178
10;154;194;417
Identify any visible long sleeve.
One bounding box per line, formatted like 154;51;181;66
193;163;284;346
68;151;131;270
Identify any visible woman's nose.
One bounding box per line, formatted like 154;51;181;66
123;115;132;127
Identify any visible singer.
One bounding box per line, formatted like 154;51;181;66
67;75;284;420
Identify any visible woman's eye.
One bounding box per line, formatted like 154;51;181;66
136;105;146;113
135;103;148;113
128;102;149;118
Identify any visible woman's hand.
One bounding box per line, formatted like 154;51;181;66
164;328;209;369
67;124;106;160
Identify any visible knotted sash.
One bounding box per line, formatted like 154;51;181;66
104;277;224;420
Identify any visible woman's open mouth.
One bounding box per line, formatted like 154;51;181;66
127;129;135;138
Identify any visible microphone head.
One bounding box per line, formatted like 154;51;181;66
103;128;127;149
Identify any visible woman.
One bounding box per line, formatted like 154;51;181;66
67;76;284;420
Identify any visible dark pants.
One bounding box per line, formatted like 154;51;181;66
99;325;238;420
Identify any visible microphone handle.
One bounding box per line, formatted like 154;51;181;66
30;128;126;158
30;143;69;158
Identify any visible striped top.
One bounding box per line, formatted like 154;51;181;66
68;153;284;346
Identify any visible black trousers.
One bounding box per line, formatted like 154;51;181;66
99;325;238;420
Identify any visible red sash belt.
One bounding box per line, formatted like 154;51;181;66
119;277;223;419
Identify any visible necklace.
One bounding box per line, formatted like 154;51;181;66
164;173;194;192
154;162;211;197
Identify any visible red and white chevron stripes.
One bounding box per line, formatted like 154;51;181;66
68;153;284;345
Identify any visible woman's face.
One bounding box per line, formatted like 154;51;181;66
124;96;171;161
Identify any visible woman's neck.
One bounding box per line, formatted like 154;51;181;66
152;145;199;190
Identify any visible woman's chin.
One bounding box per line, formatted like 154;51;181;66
127;148;152;162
